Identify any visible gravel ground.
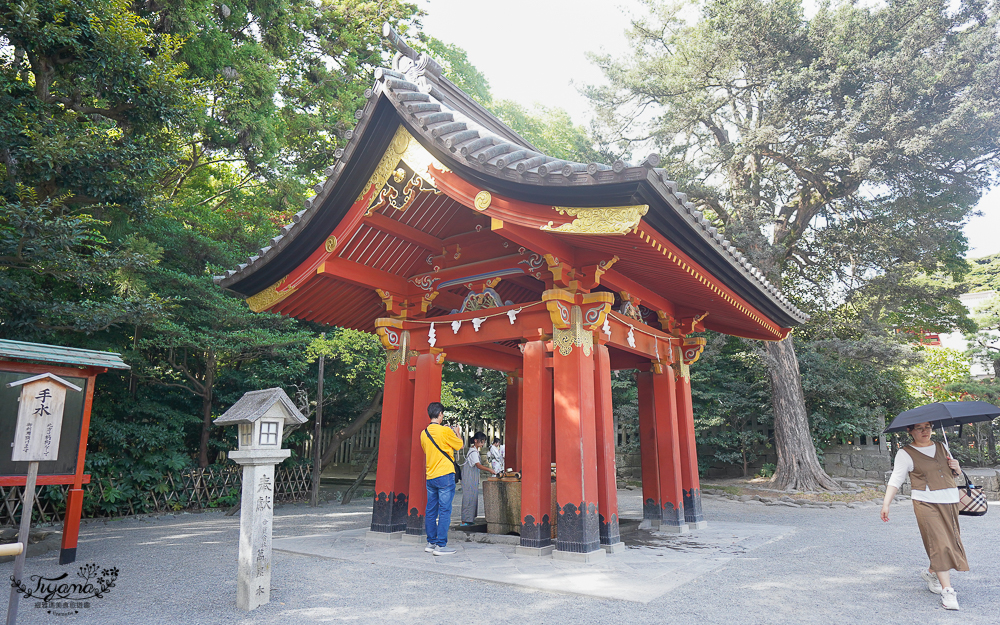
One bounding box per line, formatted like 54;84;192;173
1;490;996;625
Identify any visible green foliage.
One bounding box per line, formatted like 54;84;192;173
492;101;606;163
691;334;771;475
442;363;506;426
588;0;1000;483
797;339;912;446
414;35;491;105
964;292;1000;378
964;253;1000;292
905;347;972;403
0;0;420;513
413;34;602;163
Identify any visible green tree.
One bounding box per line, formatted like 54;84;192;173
964;253;1000;292
417;35;603;163
588;0;1000;489
906;347;971;403
966;294;1000;377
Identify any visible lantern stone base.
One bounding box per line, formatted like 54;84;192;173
366;531;404;541
655;523;690;534
688;521;709;530
601;541;626;554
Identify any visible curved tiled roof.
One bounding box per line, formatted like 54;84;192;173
215;25;807;328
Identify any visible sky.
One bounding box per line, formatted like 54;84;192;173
418;0;999;259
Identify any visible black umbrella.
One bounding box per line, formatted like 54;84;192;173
883;401;1000;433
884;401;1000;458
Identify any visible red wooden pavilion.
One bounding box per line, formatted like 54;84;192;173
216;28;807;558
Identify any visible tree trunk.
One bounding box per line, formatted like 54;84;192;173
341;442;379;505
197;348;217;468
319;390;383;470
764;337;839;491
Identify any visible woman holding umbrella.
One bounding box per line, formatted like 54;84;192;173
880;421;967;610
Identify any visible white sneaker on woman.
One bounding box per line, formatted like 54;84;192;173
920;569;942;594
940;587;959;610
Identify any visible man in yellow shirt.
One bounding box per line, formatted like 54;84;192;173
420;401;463;555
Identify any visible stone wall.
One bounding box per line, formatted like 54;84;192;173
616;452;641;480
823;444;891;481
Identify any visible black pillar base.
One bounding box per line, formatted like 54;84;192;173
405;506;425;536
371;491;409;533
555;502;601;554
660;500;686;527
519;514;552;548
58;547;76;565
683;488;705;523
642;497;661;523
598;512;621;545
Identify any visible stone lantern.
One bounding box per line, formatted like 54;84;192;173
215;388;307;611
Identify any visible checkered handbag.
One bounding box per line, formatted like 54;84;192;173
958;471;988;517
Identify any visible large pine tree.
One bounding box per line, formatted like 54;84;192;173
588;0;1000;489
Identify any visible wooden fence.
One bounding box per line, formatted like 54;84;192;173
0;464;313;526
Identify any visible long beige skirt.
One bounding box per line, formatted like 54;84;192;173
913;500;969;572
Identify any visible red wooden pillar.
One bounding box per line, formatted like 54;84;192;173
404;351;444;539
652;365;688;532
517;340;553;552
370;358;415;536
675;366;706;527
593;343;622;550
504;372;521;472
60;370;98;564
552;340;601;558
636;370;661;528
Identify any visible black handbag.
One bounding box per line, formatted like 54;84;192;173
424;427;461;482
957;471;987;517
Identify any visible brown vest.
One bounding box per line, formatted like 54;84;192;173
903;441;956;491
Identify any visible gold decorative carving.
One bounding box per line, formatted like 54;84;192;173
366;172;440;216
460;288;504;312
355;125;448;209
246;276;296;313
540;205;649;235
374;318;405;351
580;291;614;331
542;289;575;329
324;235;338;253
474;191;492;211
431;347;447;365
386;348;405;372
356;125;410;204
406;349;419;372
551;305;593;357
681;337;707;365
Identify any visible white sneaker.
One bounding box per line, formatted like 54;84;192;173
424;543;435;553
920;569;942;594
432;546;457;556
941;587;959;610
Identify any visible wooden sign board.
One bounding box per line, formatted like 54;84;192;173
9;374;80;463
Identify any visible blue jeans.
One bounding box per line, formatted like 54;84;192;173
425;473;456;547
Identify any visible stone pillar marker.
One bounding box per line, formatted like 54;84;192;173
215;388;307;611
